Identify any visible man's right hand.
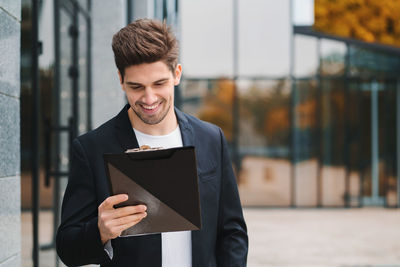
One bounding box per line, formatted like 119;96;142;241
98;194;147;244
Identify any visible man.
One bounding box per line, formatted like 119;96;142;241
56;18;248;267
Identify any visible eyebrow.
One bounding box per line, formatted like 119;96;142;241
125;78;170;86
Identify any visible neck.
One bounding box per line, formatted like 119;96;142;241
127;107;178;136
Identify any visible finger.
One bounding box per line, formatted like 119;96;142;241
114;212;147;227
116;213;147;234
99;205;146;224
106;212;147;239
114;205;147;218
99;194;128;210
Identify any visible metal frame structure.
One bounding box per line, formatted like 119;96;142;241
293;26;400;208
31;1;40;266
30;0;92;266
179;1;400;209
398;79;400;208
294;26;400;57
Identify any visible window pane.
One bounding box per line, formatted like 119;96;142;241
60;9;72;126
379;81;397;206
320;78;346;206
180;0;233;78
294;35;318;78
347;81;363;206
349;47;400;77
237;79;291;206
181;79;234;142
78;12;88;134
294;79;318;206
321;39;346;76
238;0;290;77
292;0;314;26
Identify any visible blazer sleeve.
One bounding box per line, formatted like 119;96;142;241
56;138;110;266
216;128;249;267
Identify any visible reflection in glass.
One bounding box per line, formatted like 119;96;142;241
378;81;397;206
345;81;398;206
349;46;400;77
180;76;399;207
321;39;346;76
356;84;373;198
294;79;318;206
60;9;72;127
320;79;346;206
346;82;364;206
237;79;291;206
178;0;400;207
294;80;318;161
238;79;290;157
181;79;234;142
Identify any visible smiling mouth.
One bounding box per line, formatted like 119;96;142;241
139;102;161;113
141;103;159;110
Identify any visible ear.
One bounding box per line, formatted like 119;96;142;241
174;64;182;86
118;70;123;85
118;70;125;91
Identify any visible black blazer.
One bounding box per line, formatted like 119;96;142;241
56;105;248;267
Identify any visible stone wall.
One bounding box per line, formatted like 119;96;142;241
0;1;22;266
91;0;126;128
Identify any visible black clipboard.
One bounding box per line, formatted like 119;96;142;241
103;146;202;236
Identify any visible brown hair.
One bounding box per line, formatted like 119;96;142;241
112;18;179;82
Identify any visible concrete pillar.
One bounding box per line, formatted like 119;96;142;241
0;1;22;266
91;0;127;128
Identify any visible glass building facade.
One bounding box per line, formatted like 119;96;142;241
179;0;400;208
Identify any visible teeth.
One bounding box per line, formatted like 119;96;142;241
142;104;158;110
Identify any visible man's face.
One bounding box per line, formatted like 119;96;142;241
120;61;182;126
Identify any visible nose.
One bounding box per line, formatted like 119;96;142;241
142;87;158;105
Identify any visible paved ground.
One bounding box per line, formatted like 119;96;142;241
22;208;400;267
244;208;400;267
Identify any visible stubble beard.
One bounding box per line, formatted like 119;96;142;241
131;99;171;125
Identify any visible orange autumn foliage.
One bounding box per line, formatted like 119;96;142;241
315;0;400;47
198;79;234;141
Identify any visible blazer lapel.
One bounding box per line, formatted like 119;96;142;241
175;107;195;147
114;104;139;151
175;108;203;266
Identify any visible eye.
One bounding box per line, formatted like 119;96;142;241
130;86;143;90
155;82;166;86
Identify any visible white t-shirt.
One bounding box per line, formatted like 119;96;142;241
133;126;192;267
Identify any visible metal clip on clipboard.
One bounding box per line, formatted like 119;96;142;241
125;145;163;153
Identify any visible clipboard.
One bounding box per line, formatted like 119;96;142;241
103;146;202;236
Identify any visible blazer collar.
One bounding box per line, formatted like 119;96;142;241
175;107;195;147
114;104;195;150
114;104;139;151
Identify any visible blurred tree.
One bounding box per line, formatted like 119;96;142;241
240;79;290;147
198;79;234;141
315;0;400;47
